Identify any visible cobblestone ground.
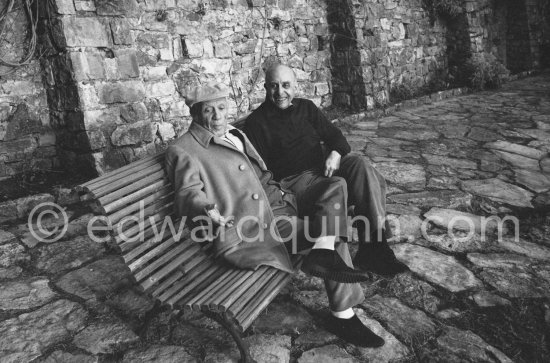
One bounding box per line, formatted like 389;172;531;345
1;73;549;362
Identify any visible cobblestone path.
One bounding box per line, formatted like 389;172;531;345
1;73;549;362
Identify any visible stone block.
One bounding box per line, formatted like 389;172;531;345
159;48;174;61
70;52;106;81
214;41;232;58
3;104;42;141
190;58;232;74
156;122;175;141
142;66;167;81
73;321;139;355
303;55;318;71
82;108;120;131
87;130;107;150
55;0;76;14
145;80;176;98
63;17;110;47
203;38;214;58
234;39;258;55
1;136;37;155
160;99;188;119
184;38;203;58
95;0;139;16
38;132;56;146
110;19;132;45
111;121;154;146
137;32;171;49
314;83;330;96
97;81;145;104
54;187;80;206
78;83;100;110
104;58;119;80
0;300;88;362
120;102;148;123
268;8;291;21
0;200;17;223
115;49;140;78
1;80;37;97
74;1;96;11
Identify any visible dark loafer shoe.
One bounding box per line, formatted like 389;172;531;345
326;314;385;347
353;242;409;276
302;249;371;283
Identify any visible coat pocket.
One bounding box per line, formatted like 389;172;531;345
213;225;242;258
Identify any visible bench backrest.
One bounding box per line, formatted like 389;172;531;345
78;152;220;306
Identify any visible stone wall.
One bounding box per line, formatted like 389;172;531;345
463;0;508;62
1;0;549;178
525;0;550;69
0;0;55;180
331;0;448;110
43;0;331;175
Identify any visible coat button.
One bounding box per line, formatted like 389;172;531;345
239;164;245;171
262;223;268;229
252;193;259;200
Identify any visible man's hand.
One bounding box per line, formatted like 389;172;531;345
206;205;234;227
324;150;341;177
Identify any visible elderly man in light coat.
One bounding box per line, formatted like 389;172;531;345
165;82;384;348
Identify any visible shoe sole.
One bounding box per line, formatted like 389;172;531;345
325;321;385;347
302;263;371;283
353;260;409;277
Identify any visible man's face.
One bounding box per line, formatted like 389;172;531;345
265;66;296;110
198;98;228;137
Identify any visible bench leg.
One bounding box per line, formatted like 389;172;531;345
203;311;257;363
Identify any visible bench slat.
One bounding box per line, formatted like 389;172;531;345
140;243;203;291
171;265;228;306
108;187;173;225
189;269;243;311
156;258;217;302
101;174;168;213
134;242;193;282
87;160;165;198
237;272;293;331
122;229;173;263
150;244;212;299
127;236;178;271
223;268;279;317
208;268;259;310
80;154;163;191
115;208;176;247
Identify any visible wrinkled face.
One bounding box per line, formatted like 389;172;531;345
197;98;228;137
265;66;296;110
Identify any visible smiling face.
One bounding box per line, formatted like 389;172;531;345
264;65;297;110
196;97;229;137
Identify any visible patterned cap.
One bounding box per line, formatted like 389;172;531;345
184;81;230;108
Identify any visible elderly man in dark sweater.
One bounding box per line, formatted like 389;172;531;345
244;64;408;277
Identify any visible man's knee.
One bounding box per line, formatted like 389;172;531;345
345;154;372;172
343;154;384;183
323;176;348;197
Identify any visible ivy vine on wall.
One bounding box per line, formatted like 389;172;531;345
422;0;464;24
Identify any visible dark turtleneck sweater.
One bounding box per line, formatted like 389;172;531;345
244;98;351;181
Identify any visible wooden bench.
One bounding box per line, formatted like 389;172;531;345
76;148;303;363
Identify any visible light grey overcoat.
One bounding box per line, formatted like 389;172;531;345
165;122;294;273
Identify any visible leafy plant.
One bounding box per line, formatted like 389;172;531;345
461;54;510;90
423;0;464;23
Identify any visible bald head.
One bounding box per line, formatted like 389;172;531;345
265;64;296;83
264;64;297;110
